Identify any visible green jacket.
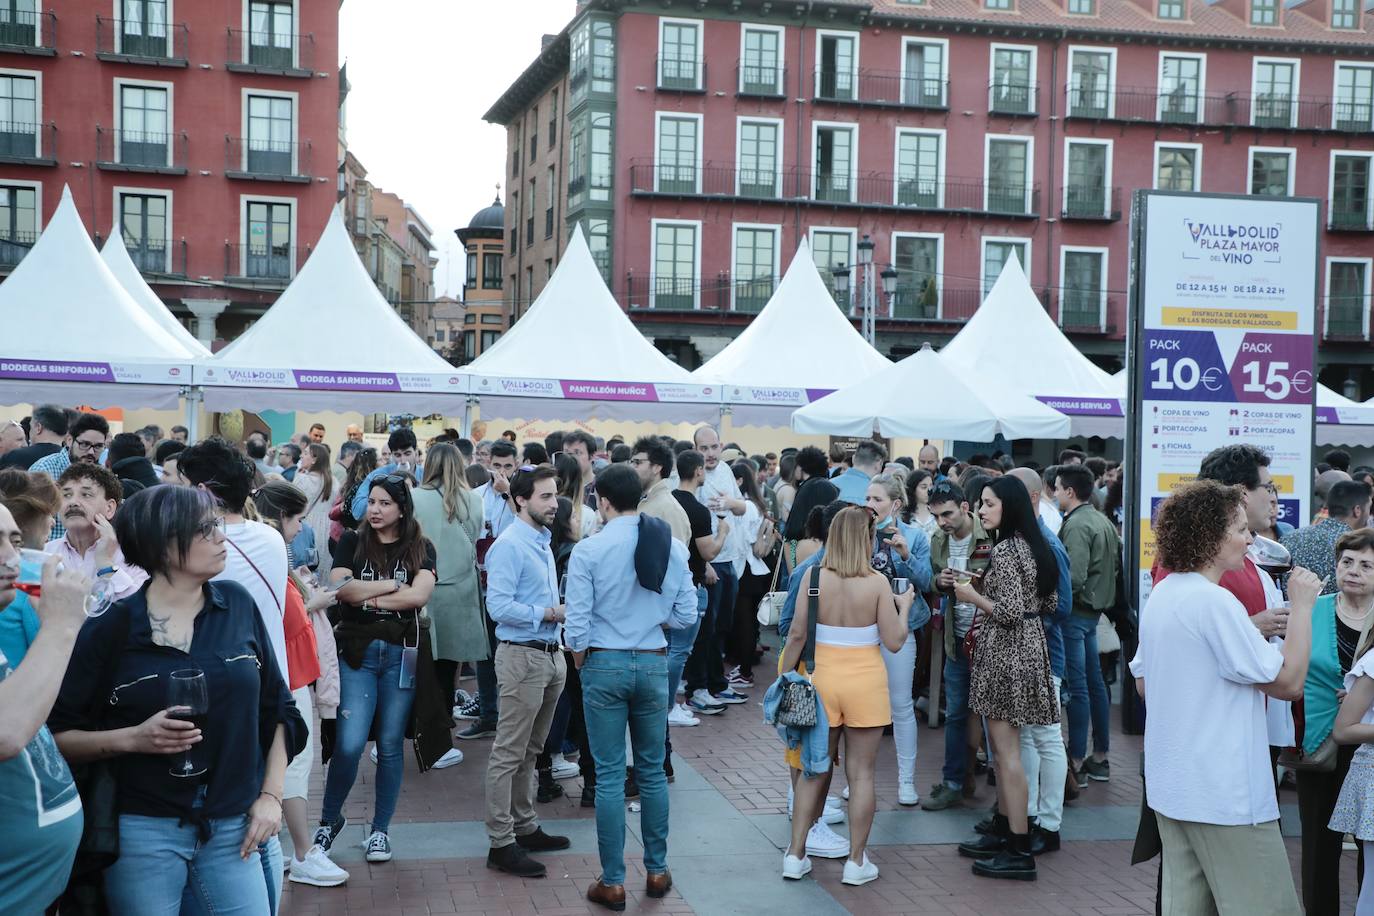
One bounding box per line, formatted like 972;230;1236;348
1059;503;1120;617
929;515;996;655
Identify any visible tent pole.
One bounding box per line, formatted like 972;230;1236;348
461;397;474;438
184;387;202;441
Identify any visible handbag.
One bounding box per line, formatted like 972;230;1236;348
776;567;822;728
756;546;788;627
1278;737;1338;773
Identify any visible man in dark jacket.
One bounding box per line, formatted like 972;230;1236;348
783;446;839;545
106;432;159;495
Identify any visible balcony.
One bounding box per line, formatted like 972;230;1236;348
1058;297;1108;333
94;233;188;277
988;81;1038;117
1325;299;1369;341
224;242;310;285
224;137;312;183
1066;84;1374;132
0;10;55;55
95;17;188;66
0;121;55;165
1062;186;1122;221
0;230;37;269
656;56;705;93
811;68;949;110
225;29;315;77
736;62;786;98
96;127;188;175
1328;205;1374;232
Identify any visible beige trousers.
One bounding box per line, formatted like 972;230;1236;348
1156;812;1302;916
484;643;567;847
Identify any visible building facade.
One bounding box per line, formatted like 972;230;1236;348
487;0;1374;395
454;194;509;363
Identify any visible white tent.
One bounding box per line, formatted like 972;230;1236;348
100;229;211;358
194;207;466;413
0;186;196;409
466;226;718;422
941;254;1123;437
692;239;891;427
792;343;1071;440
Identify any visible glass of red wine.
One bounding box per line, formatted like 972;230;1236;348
167;669;208;778
1248;535;1293;578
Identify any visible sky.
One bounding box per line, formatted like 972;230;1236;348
338;0;573;297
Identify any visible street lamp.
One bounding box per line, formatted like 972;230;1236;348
831;264;851;301
881;265;898;319
857;234;875;266
833;235;882;346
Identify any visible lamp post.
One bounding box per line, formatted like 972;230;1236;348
881;265;898;321
833;234;887;346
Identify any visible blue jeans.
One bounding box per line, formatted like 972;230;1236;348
667;589;705;704
1063;612;1110;760
258;837;282;915
581;650;671;885
940;648;972;789
105;814;268;915
321;639;417;833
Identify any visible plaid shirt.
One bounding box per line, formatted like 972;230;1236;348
28;448;71;540
1281;518;1349;596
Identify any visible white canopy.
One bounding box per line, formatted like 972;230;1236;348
195;207;466;413
792;343;1071;440
692;239;891;427
0;186;196;408
941;254;1123;438
100;229;211;358
466;226;718;422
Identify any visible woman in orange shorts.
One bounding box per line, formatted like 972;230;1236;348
779;506;913;887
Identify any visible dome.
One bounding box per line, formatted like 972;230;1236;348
468;195;504;230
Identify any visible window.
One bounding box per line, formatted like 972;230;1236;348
1249;148;1293;196
1155;143;1201;191
986;136;1031;214
1252;60;1296;127
482;252;502;289
1064;140;1110;217
118;83;169;167
740;25;783;95
545;258;553;280
0;183;37;264
902;39;945;107
652;220;699;309
525;177;535;246
985;0;1012;8
1060;248;1106;329
0;73;37;157
433;328;445;344
120;0;168;58
1335;64;1374;131
591;21;615;94
895;129;942;207
248;1;294;69
482;330;501;351
990;45;1035;114
245;93;294;175
816;31;857;101
567;116;584;205
547;89;557;147
1159;54;1204;123
586;217;611;282
465;251;476;290
1250;0;1277;26
119;191;168;272
658;19;701;91
0;0;38;48
813;124;855;203
732;225;777;312
737;118;780;197
1068;0;1095;13
1333;0;1359;29
545;165;554;238
1327;259;1370;337
244;199;292;279
655;114;700;193
1331;153;1373;230
892;234;941;318
589;111;612;202
811;228;854;308
463;330;476;361
1157;0;1184;19
511;124;521;178
570;22;589;100
982;239;1028;297
1068;48;1114;118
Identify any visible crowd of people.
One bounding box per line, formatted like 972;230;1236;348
3;402;1374;913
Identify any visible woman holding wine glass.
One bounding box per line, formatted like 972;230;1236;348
49;485;306;915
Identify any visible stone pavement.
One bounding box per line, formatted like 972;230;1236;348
282;669;1359;915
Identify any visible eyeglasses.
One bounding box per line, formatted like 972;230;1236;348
196;516;227;540
71;438;105;453
1261;483;1279;495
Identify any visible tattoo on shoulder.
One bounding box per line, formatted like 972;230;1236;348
148;610;192;653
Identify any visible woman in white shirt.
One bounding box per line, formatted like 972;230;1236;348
728;460;775;687
1131;479;1321;915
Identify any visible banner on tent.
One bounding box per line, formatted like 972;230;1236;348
1318;406;1374;426
1035;395;1123;417
195;366;468;393
0;358;189;384
470;375;718;405
1127;192;1318;610
721;385;836;408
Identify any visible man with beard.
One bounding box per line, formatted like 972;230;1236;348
45;464;146;600
31;413;109;542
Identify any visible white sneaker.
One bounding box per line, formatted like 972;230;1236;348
549;754;580;779
667;703;700;727
782;853;813;880
677;679;687;696
805;821;850;859
842;784;850;801
431;748;464;769
897;781;919;807
288;846;350;887
691;688;725;709
842;853;879;886
369;745;378;764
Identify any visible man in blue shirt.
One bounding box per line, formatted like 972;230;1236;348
349;429;422;519
832;439;886;506
564;465;696;909
482;465;570;879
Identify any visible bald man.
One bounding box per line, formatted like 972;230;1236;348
918;444;940;476
1312;468;1351;521
345;424;364;443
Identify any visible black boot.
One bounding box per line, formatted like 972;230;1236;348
973;804;1001;835
972;831;1037;881
664;754;675;784
536;767;563;803
958;813;1008;858
1029;824;1060;856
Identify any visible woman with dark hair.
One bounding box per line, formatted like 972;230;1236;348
331;446;379;550
903;469;937;539
317;474;439;865
555;453;598;539
293;442;335;569
951;475;1060;881
50;485;306;914
776;453;798;525
729;460;778;687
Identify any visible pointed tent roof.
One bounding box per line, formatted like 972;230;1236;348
941;254;1123;437
197;207;466;414
792;343;1070;440
0;186;196;408
465;226;717;422
100;230;211;357
693;239;891;426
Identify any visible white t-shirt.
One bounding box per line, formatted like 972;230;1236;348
733;501;769;578
699;461;745;566
1344;652;1374;727
1038;498;1062;535
1130;571;1284;826
216;519;290;679
948;533;976;638
1257;565;1294;747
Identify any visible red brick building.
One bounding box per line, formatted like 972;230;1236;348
0;0;340;344
487;0;1374;395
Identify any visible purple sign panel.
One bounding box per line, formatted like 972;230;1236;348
0;359;116;383
292;370;401;391
1225;333;1314;406
806;388;836;402
1035;396;1124;417
1142;329;1235;403
559;380;660;402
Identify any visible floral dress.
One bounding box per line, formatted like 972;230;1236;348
968;535;1059;726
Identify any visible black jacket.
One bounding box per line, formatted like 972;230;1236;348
111;456;159;494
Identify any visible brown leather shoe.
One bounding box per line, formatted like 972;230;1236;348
646;869;673;898
586;878;626;912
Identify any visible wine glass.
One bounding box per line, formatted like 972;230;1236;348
166;669;208;778
950;556;973;586
16;548;117;618
1248;535;1293;578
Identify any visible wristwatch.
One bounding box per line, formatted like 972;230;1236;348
96;566;117;578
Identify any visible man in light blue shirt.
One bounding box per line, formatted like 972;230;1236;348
481;465;569;879
349;428;423;519
832;439;887;507
564;465;696;908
